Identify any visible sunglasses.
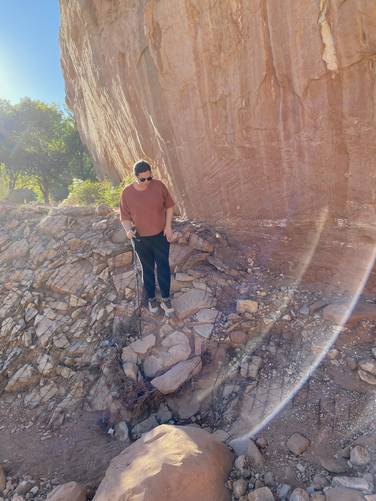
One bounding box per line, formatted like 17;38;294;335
138;176;152;182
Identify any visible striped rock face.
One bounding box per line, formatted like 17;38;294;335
60;0;376;230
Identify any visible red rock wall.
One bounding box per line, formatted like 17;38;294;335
59;0;376;228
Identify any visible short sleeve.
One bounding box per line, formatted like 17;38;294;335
161;182;175;209
119;191;131;221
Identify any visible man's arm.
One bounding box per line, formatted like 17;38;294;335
164;207;174;242
121;219;135;239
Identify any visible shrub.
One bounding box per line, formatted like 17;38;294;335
62;177;131;208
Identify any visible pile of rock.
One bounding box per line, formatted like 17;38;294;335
0;203;223;435
227;433;376;500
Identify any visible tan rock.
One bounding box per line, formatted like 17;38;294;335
0;239;29;263
358;360;376;376
247;440;264;465
46;481;86;501
151;356;202;394
5;364;39;392
358;369;376;385
237;300;258;314
173;289;215;319
128;334;156;355
96;204;112;216
37;215;68;237
47;261;92;296
111;269;136;295
107;251;133;269
143;332;191;377
247;487;275;500
286;433;310;455
325;487;365;501
189;233;214;253
93;425;233;501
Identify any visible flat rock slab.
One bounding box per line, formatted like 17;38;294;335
143;332;191;378
93;425;233;501
151;356;202;394
173;288;215;319
46;261;93;296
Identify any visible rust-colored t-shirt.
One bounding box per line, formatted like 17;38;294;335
119;179;175;237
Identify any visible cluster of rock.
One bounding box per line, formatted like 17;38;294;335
0;464;71;501
0;203;225;436
228;432;376;500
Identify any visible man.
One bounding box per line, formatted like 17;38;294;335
120;160;175;316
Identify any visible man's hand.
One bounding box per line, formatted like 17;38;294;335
126;229;136;240
164;225;174;242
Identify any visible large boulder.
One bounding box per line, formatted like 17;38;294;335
93;424;233;501
60;1;376;228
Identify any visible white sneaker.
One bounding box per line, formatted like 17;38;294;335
160;297;174;316
148;298;159;314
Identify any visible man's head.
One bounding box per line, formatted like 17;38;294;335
133;160;152;183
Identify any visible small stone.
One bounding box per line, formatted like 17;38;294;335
346;357;358;370
115;421;129;442
358;369;376;385
276;484;292;499
230;331;248;345
290;488;310;501
46;481;86;501
233;479;248;498
247;486;275;500
325;487;365;501
312;474;329;490
263;472;274;486
248;356;263;379
286;433;310;455
237;300;258;314
15;481;34;495
256;437;268;449
319;456;348;473
247;440;264;465
328;349;339;360
332;476;370;491
310;494;326;501
359;360;376;375
132;415;158;436
350;445;371;466
234;455;251;478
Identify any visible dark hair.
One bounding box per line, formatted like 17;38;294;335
133;160;152;176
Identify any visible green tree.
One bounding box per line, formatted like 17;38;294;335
0;99;26;191
0;98;96;203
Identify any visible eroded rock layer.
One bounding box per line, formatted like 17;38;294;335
60;0;376;227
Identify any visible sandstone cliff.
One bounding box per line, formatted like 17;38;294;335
60;0;376;228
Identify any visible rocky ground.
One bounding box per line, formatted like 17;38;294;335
0;203;376;500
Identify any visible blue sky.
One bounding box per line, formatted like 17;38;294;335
0;1;66;108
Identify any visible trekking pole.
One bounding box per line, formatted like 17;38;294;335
130;229;143;339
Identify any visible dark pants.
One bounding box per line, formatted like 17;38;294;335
132;231;171;300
